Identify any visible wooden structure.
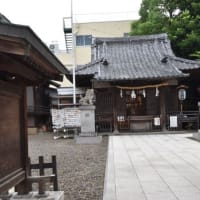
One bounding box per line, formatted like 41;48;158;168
0;20;68;194
28;156;58;195
70;34;200;132
26;85;53;134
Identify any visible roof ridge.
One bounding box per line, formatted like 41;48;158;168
167;55;200;65
76;57;104;72
94;33;168;44
0;13;11;24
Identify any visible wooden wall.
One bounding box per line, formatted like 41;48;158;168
0;84;26;193
146;89;160;115
0;94;21;179
165;86;178;113
96;88;113;114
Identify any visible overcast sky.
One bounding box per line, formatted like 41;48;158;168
1;0;142;49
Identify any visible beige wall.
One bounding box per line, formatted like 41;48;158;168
55;52;72;68
74;20;131;37
57;20;132;67
55;20;131;87
75;47;91;65
55;47;91;67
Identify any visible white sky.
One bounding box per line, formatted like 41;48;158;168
1;0;142;49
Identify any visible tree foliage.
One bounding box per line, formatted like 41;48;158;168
130;0;200;59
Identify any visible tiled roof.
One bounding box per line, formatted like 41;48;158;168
0;13;11;24
0;23;69;74
167;56;200;70
76;33;200;81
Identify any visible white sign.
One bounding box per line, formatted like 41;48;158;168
154;117;160;126
51;108;81;129
170;116;178;128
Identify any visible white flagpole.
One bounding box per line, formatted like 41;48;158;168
71;0;76;105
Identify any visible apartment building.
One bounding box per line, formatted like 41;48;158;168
53;20;132;69
49;20;132;105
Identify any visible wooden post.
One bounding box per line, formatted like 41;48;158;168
15;89;29;195
160;87;167;131
27;155;58;194
52;156;58;191
113;88;119;133
39;156;44;176
180;100;183;113
38;156;45;195
27;158;32;191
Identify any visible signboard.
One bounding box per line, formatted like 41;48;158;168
170;116;178;128
51;107;81;129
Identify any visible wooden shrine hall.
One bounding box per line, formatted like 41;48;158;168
71;34;200;133
0;18;68;194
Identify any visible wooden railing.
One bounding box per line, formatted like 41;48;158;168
27;156;58;196
95;113;113;132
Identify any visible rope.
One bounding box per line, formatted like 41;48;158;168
116;82;169;90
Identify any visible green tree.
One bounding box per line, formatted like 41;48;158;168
130;0;200;59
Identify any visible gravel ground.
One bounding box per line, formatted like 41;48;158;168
28;134;108;200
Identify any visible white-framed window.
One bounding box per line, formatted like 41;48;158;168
124;33;129;37
76;35;92;46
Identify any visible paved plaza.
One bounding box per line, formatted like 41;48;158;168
103;134;200;200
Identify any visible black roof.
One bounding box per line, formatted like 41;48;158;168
76;33;200;81
0;13;11;24
0;22;69;75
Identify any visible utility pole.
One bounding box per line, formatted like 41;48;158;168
71;0;76;105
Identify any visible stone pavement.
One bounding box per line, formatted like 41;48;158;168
103;134;200;200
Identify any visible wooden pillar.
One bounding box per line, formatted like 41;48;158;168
15;88;29;194
113;88;119;133
160;87;167;131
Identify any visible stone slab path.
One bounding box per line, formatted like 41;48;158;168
103;134;200;200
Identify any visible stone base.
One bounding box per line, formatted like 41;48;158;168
75;135;102;144
113;129;119;135
80;105;96;134
79;132;97;137
10;191;64;200
193;132;200;140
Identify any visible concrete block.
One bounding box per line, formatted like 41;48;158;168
75;135;102;144
193;132;200;140
10;191;64;200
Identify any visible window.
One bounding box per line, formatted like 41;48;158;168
76;35;92;46
123;33;129;37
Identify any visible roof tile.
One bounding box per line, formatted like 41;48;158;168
76;34;200;81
